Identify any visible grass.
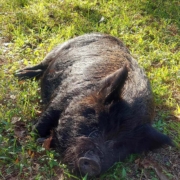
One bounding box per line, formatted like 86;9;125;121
0;0;180;179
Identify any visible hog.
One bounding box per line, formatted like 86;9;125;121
15;33;173;177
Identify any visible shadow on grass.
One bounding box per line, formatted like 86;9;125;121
141;0;180;27
73;5;103;24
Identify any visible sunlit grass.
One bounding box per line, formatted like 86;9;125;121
0;0;180;179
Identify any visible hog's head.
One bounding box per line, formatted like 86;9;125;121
61;64;129;176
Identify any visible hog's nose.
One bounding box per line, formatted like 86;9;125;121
78;157;101;176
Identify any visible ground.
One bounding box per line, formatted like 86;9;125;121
0;0;180;179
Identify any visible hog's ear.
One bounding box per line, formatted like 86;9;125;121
100;63;129;105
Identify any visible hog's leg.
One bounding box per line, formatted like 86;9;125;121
34;94;65;137
14;48;57;80
34;107;60;137
14;63;45;80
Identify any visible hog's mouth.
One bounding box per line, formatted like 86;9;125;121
78;150;101;176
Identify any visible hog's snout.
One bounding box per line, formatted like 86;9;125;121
78;150;101;176
78;157;101;176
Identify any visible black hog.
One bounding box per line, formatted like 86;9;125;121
15;33;173;177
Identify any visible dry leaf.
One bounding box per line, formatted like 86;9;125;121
11;117;21;124
18;81;25;85
15;158;19;164
140;159;170;180
31;152;35;158
28;149;32;156
42;136;52;150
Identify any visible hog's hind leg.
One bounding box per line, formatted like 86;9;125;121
14;63;45;80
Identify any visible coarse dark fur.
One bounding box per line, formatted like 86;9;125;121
15;33;173;177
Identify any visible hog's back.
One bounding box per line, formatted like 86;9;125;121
41;33;154;122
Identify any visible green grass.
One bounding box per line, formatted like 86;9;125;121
0;0;180;179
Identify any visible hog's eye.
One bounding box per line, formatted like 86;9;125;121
84;149;96;157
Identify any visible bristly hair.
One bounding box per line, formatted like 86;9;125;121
63;136;98;170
